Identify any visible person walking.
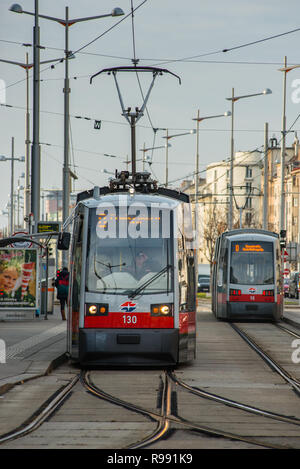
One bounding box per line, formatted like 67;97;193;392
55;267;69;320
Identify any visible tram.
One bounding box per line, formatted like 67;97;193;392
64;172;197;366
211;229;283;322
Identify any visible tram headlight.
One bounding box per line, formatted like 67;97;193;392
151;304;173;317
88;305;97;315
85;303;109;316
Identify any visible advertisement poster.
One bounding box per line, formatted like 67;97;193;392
0;249;37;309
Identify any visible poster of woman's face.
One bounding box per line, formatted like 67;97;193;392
0;249;37;308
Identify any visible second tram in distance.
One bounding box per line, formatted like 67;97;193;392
212;229;283;322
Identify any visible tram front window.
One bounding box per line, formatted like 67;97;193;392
230;241;274;285
86;207;173;295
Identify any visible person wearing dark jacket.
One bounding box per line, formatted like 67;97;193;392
55;267;69;320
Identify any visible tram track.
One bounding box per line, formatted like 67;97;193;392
0;358;299;448
0;365;295;449
81;370;292;449
230;323;300;397
0;374;79;445
168;371;300;427
276;322;300;339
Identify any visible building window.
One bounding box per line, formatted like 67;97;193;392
245;182;252;193
245;166;252;178
245;212;252;226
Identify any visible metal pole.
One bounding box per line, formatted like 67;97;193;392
229;88;234;230
142;142;145;172
280;56;287;233
195;110;199;237
25;52;31;230
263;122;269;230
62;6;70;226
45;246;48;320
31;0;41;232
10;137;14;235
165;129;169;186
130;113;136;177
17;182;20;228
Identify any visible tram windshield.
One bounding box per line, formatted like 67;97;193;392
230;241;274;285
86;206;173;295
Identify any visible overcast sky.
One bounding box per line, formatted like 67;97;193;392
1;0;300;230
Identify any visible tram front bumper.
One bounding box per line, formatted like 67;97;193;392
79;328;179;366
228;302;277;319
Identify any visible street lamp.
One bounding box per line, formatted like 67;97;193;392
0;137;25;235
101;169;115;176
277;56;300;236
139;144;171;172
192;110;231;234
162;130;196;186
10;3;124;230
0;53;65;228
226;87;272;229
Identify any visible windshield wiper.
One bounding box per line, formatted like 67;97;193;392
94;260;127;293
126;264;173;299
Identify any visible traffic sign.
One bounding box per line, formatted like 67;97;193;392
283;249;289;262
10;231;32;248
283;268;290;276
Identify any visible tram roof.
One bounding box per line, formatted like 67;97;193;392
221;229;279;240
77;189;184;209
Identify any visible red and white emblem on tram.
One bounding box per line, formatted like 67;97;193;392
120;301;137;312
249;288;256;294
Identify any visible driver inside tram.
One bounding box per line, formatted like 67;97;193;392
126;250;158;280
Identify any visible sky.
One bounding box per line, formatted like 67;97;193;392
1;0;300;231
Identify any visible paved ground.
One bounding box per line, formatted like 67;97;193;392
0;304;67;392
1;303;300;449
0;300;299;394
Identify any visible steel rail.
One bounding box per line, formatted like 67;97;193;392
231;323;300;395
276;323;300;339
168;371;300;426
0;374;79;445
83;370;287;450
81;370;171;449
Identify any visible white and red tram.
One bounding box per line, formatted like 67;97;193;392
212;229;283;322
64;172;197;366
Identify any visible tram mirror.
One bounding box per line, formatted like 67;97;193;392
57;232;71;250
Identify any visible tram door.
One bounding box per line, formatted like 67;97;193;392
216;239;228;318
67;207;84;358
212;237;220;314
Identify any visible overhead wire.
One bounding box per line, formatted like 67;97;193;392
130;0;156;132
72;0;148;56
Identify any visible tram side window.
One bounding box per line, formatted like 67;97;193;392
217;244;228;287
186;254;196;311
276;246;282;292
222;246;228;285
178;251;188;310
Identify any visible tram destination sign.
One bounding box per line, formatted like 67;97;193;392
37;221;60;233
232;242;272;253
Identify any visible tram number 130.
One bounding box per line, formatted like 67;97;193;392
122;315;137;324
